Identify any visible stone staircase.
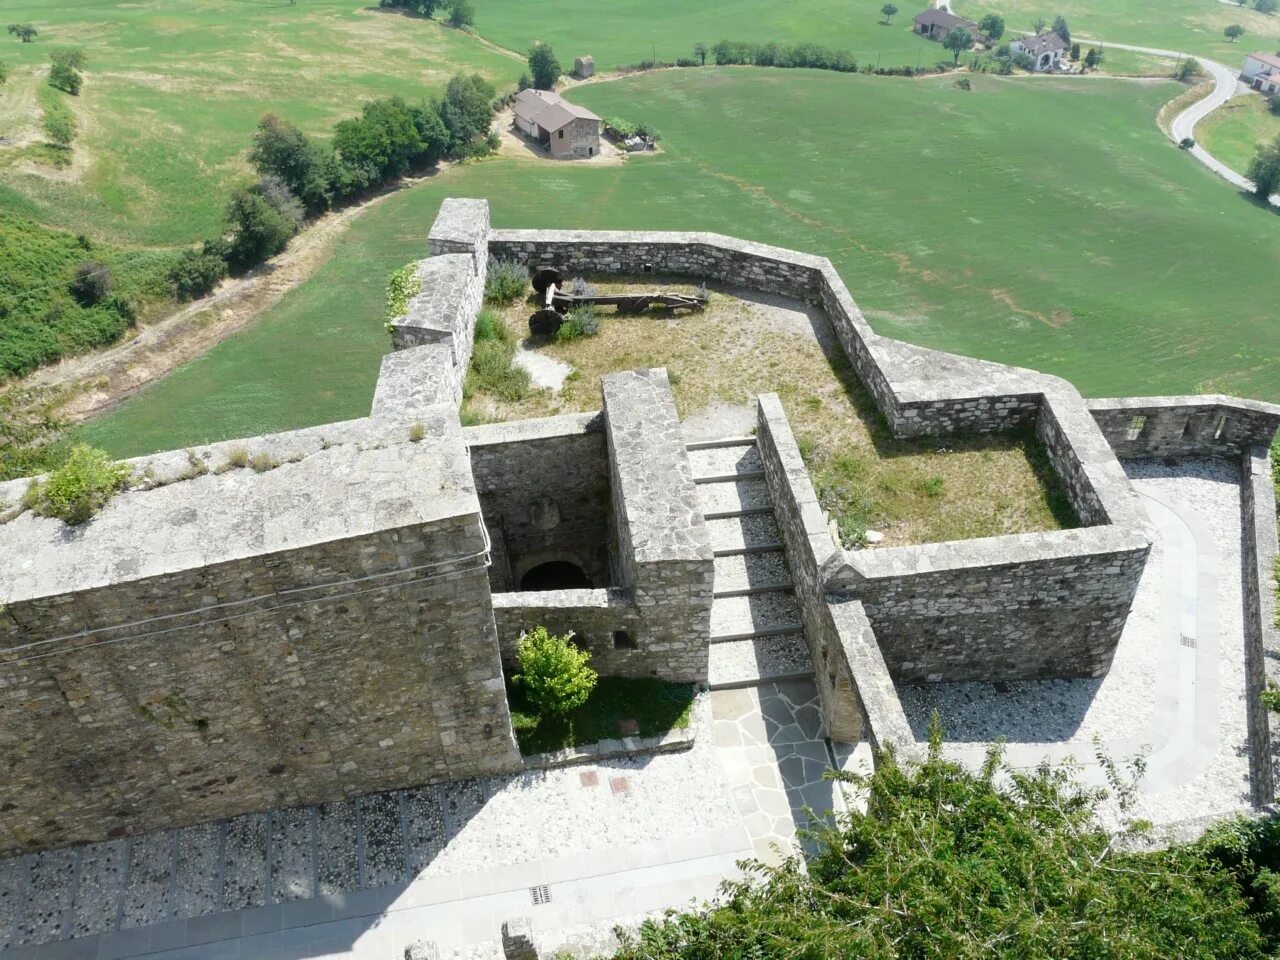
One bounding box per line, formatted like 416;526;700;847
686;437;815;690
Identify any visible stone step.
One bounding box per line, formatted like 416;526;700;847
712;550;792;598
707;633;814;690
696;478;773;520
687;444;764;483
704;514;785;556
684;435;757;451
710;590;804;642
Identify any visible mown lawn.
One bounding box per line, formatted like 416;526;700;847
81;69;1280;458
1199;90;1280;176
0;0;523;245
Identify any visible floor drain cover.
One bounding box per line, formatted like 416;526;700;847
530;884;551;905
1181;635;1196;648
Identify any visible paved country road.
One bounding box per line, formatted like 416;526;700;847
1080;38;1279;204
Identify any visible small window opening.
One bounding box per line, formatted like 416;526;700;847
520;561;591;591
558;129;564;139
1125;415;1147;442
1214;415;1227;441
612;630;637;650
1180;417;1194;440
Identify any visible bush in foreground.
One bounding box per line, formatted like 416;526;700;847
24;444;130;524
484;258;528;304
513;626;597;718
613;723;1279;960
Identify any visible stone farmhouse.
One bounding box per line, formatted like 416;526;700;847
1010;32;1068;72
1242;51;1280;93
1;198;1278;957
912;7;979;41
512;89;601;159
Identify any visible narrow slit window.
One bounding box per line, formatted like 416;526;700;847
1214;415;1227;440
1126;415;1146;441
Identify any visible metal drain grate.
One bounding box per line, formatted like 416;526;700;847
1181;635;1197;649
530;884;551;906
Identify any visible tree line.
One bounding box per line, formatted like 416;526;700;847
168;74;498;300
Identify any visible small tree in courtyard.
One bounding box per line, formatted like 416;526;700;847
880;3;898;24
527;42;561;90
1084;46;1103;68
1070;41;1081;61
1052;15;1071;45
943;26;975;64
1225;24;1246;41
979;13;1005;41
513;626;598;717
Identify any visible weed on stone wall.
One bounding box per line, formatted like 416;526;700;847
23;444;130;525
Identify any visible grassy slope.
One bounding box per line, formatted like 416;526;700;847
0;0;523;245
471;0;1280;67
83;70;1280;457
1199;91;1280;175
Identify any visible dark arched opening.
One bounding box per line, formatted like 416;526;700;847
520;561;591;592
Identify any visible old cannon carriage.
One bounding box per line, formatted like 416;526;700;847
527;268;708;335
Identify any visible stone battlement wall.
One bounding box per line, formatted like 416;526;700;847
1087;396;1280;460
491;225;1150;686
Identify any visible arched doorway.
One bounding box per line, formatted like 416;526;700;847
520;560;592;591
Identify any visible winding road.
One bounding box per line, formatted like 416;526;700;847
1082;38;1278;203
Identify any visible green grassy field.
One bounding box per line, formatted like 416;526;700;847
0;0;523;245
82;69;1280;457
471;0;1280;68
1199;90;1280;175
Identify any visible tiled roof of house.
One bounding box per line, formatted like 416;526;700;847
912;8;978;30
512;89;601;132
1016;32;1068;56
1246;51;1280;71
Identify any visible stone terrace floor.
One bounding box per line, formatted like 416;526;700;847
900;457;1254;831
0;682;864;960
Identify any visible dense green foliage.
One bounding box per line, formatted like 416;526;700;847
6;23;36;43
613;727;1280;959
464;308;530;404
1247;134;1280;199
943;27;975;64
0;214;179;379
527;42;561;91
712;39;859;72
48;47;85;95
22;443;130;524
512;626;599;718
167;247;228;302
508;676;694;754
980;13;1006;41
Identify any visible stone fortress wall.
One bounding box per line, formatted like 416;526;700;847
2;197;1278;858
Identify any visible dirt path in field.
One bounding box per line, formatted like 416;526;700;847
19;178;421;423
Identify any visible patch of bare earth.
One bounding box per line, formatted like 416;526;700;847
469;279;1075;547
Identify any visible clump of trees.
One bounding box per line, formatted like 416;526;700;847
168;74;498;299
376;0;472;27
42;109;74;149
712;40;859;72
0;62;9;87
527;42;561;90
48;47;85;95
7;23;37;43
611;723;1280;960
1247;134;1280;200
979;13;1005;41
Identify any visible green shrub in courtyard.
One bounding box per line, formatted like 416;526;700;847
555;304;599;342
25;444;130;524
484;258;528;304
513;626;598;717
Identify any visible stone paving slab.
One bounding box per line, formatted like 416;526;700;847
270;809;314;904
710;591;803;640
712;551;792;596
315;803;358;898
173;824;221;921
704;514;784;555
72;841;128;939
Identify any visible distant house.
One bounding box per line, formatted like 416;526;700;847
1010;32;1068;72
912;7;980;41
573;55;595;79
512;89;602;159
1241;51;1280;91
